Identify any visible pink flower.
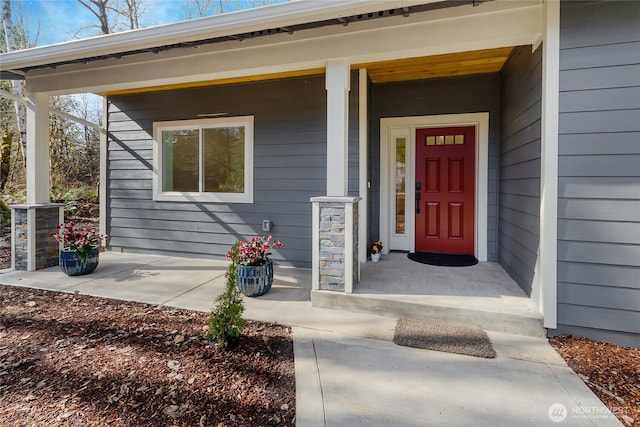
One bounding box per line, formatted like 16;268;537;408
229;235;285;266
53;221;108;259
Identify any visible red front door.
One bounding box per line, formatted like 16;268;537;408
415;126;475;254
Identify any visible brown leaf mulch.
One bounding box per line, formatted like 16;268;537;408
550;335;640;426
0;223;10;270
0;245;9;270
0;285;295;426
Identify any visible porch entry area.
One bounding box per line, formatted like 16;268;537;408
380;113;489;261
313;252;544;337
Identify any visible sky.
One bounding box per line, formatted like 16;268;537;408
16;0;286;47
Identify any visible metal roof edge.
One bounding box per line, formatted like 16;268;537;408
0;0;442;71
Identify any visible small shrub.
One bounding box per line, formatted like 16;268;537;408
206;241;246;348
0;198;10;227
60;187;98;203
51;187;99;219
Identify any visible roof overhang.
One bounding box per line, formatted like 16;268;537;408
0;0;447;73
1;0;544;95
0;70;24;80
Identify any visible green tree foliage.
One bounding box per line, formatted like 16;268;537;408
1;1;100;200
0;131;10;192
49;95;101;194
206;241;246;348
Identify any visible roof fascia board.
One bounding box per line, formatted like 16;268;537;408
0;0;443;71
24;0;543;95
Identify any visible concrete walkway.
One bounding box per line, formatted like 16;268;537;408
0;252;622;426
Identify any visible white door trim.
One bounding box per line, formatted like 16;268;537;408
380;113;489;261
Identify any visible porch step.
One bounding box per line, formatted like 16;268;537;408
311;290;546;338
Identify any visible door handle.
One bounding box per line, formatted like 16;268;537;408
415;182;421;214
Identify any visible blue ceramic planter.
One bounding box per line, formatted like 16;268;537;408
237;259;273;297
59;246;100;276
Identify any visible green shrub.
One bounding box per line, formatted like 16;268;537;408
58;187;98;203
0;198;9;227
205;241;246;348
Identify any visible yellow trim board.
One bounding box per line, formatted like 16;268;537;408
99;68;325;96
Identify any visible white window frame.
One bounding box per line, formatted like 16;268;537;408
152;116;254;203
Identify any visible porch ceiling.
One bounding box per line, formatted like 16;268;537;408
101;47;514;96
355;47;513;83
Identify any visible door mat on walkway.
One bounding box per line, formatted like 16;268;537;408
407;251;478;267
393;319;496;358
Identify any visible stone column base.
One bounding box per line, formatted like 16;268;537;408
311;196;360;293
11;204;64;271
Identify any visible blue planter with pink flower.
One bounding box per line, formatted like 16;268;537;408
60;246;100;276
230;235;283;297
53;221;108;277
237;259;274;297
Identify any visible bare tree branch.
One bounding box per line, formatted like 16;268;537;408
77;0;110;34
1;0;27;166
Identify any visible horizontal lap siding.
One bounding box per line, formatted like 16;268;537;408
371;74;501;261
554;0;640;347
107;74;360;267
499;45;542;297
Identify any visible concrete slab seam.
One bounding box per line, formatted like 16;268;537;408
547;364;617;427
312;338;328;427
159;273;227;307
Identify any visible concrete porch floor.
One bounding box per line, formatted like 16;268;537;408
312;252;545;337
0;251;544;338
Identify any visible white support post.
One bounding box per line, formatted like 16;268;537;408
25;92;50;204
311;201;320;291
325;58;350;197
540;0;560;330
345;201;354;293
99;97;108;241
358;69;368;265
27;208;36;271
10;209;15;270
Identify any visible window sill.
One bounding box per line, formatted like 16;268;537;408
153;192;253;204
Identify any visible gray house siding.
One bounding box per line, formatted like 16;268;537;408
554;0;640;347
498;45;542;296
107;74;360;268
370;74;501;261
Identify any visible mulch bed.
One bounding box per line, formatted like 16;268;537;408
0;246;9;270
0;222;10;270
0;285;295;426
550;335;639;426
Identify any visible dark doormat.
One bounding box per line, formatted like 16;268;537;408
407;251;478;267
393;319;496;358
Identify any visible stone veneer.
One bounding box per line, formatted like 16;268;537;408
311;196;360;292
319;203;346;290
11;204;63;271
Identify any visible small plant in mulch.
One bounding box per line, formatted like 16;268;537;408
206;240;246;348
